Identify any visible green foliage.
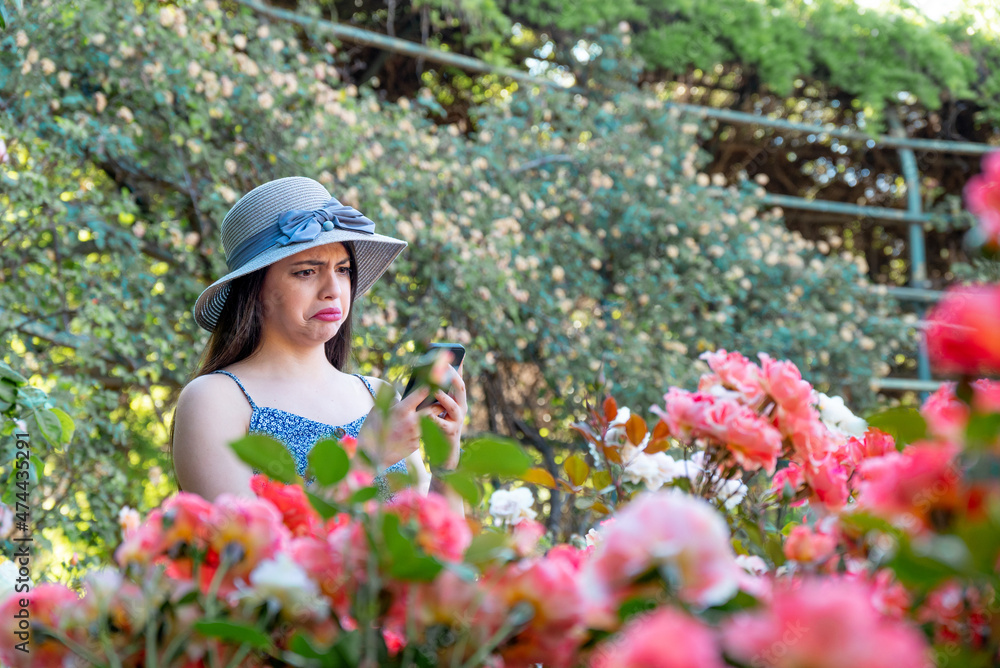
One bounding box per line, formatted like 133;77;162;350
1;0;907;567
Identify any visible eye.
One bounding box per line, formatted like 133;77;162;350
294;268;315;277
337;265;352;275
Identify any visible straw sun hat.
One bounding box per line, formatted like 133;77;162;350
193;176;407;332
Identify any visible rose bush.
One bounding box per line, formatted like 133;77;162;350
7;339;1000;667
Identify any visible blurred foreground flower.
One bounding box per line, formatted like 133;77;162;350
965;151;1000;250
925;285;1000;374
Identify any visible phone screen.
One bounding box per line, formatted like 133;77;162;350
402;343;466;410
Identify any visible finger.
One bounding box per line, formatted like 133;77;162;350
398;385;431;411
432;390;461;418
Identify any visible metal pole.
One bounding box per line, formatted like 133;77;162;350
757;192;957;226
889;113;933;389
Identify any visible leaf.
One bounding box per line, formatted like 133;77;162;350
889;535;969;589
420;415;450;467
17;386;47;409
0;2;8;30
50;408;74;445
603;396;617;422
564;453;589;486
592;500;611;515
0;380;16;407
865;407;927;447
464;530;511;565
34;408;62;447
644;438;669;454
439;470;482;505
307;439;349;486
230;434;299;484
592;469;613;491
965;413;1000;450
0;362;26;385
625;414;648;446
305;491;340;520
520;467;557;489
192;621;271;649
381;514;443;582
601;443;622;465
570;422;598;444
652;419;670;441
349;486;378;504
458;437;531;477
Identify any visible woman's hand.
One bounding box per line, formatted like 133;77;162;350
358;385;431;472
419;359;468;470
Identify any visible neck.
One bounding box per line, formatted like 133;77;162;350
246;331;341;379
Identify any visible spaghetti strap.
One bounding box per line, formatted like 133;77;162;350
211;370;258;410
354;373;377;399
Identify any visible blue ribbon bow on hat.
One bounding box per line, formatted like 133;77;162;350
276;197;376;245
225;197;377;271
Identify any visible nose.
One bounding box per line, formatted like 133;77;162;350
319;265;342;300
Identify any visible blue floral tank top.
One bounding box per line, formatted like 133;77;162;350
212;369;408;501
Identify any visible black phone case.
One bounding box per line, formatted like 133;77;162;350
403;343;466;410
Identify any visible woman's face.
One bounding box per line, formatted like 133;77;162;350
259;242;353;346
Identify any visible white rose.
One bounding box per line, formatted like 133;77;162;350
235;553;327;620
0;560;20;597
735;554;769;575
488;487;536;525
815;392;867;438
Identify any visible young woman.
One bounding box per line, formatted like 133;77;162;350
172;176;467;503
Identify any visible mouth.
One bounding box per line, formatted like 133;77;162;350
311;308;343;322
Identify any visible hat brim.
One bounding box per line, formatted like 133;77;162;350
193;229;407;332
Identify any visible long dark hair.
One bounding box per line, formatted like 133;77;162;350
169;242;359;452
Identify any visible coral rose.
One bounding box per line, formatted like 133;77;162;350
722;577;931;668
590;607;726;668
925;285;1000;375
582;490;740;618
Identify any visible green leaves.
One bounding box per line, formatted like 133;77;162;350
307;438;350;486
865;407;927;447
230;434;299;484
457;437;531;477
193;621;271;649
380;513;443;582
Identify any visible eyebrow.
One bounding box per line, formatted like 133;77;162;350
289;258;351;267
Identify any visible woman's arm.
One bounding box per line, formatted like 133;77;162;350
172;374;256;502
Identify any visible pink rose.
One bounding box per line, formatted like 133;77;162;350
925;285;1000;375
652;388;713;440
699;349;762;400
512;518;547;557
758;353;813;412
803;455;850;511
202;494;292;593
493;545;589;668
845;428;897;465
722;577;931;668
292;519;368;623
590;607;726;668
0;584;85;668
251;474;323;538
583;491;740;616
771;463;806;504
724;406;783;474
783;525;837;564
855;442;962;533
388;489;472;562
965;151;1000;249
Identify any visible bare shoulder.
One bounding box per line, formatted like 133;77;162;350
172;373;255;500
176;372;253;415
362;375;402;402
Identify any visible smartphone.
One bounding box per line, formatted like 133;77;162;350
402;343;466;411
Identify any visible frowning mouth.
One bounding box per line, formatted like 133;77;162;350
311;308;343;322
